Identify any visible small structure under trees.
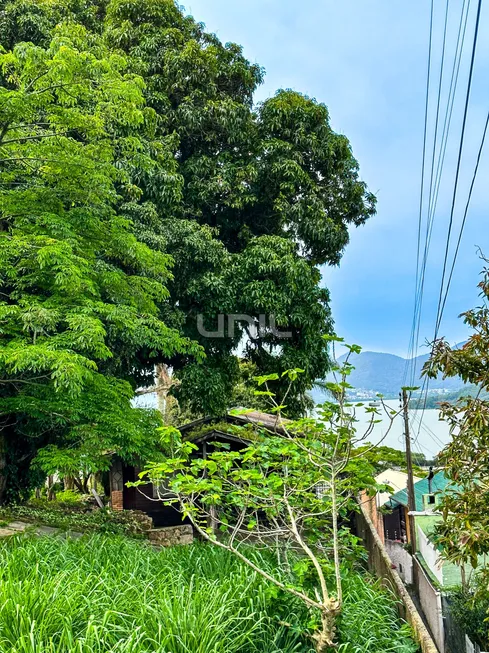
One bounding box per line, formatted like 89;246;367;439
108;410;287;525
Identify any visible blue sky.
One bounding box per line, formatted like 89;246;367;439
186;0;489;357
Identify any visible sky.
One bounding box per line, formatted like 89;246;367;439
186;0;489;357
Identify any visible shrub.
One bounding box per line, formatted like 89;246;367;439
0;504;149;538
47;489;86;506
449;583;489;649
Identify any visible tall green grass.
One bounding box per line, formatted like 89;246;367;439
0;535;417;653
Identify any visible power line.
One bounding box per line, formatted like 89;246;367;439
437;109;489;322
427;0;471;227
405;0;469;389
412;0;471;369
404;0;435;388
434;0;483;338
411;0;468;385
414;0;483;427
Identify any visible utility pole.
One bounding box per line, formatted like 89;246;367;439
401;388;417;553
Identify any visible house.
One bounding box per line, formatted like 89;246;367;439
361;468;421;543
108;411;287;527
385;470;455;545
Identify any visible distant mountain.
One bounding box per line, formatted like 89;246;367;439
312;344;467;401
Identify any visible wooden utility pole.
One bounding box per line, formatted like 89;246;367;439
401;388;417;552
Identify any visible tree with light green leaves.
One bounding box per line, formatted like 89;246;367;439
0;22;201;502
137;341;399;651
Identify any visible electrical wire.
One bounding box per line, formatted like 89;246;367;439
414;0;483;429
411;0;471;392
434;0;483;339
437;109;489;324
403;0;435;388
411;0;469;386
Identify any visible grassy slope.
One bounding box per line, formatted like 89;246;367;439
0;535;418;653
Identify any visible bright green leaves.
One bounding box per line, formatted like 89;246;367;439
254;374;280;386
0;20;203;501
1;346;97;395
139;366;383;645
0;0;377;500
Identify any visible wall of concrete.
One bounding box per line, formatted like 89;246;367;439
357;504;440;653
414;556;444;653
417;525;444;585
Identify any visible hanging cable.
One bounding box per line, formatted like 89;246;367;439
403;0;435;388
438;109;489;324
414;0;483;428
434;0;483;338
412;0;471;379
411;0;459;385
407;0;471;390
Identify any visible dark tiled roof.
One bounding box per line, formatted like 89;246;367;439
179;411;290;435
230;410;290;433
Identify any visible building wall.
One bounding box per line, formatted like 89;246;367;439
356;504;439;653
414;556;445;653
122;465;185;528
360;490;385;541
417;524;444;585
109;458;124;511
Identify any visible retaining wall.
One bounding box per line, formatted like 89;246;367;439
357;503;440;653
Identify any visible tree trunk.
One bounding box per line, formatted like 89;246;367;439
155;364;179;423
0;434;6;506
47;475;56;501
155;363;171;417
64;476;74;491
461;564;467;591
313;602;341;653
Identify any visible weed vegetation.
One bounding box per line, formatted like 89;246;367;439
0;535;418;653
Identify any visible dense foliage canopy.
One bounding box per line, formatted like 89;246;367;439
0;19;200;500
0;0;375;499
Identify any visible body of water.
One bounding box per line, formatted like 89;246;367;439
352;399;450;459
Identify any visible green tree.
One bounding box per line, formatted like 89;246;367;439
423;259;489;571
0;23;200;502
0;0;376;416
354;444;427;475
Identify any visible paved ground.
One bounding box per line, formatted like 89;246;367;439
0;521;82;539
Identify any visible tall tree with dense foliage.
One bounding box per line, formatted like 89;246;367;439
0;0;376;417
423;259;489;570
0;23;201;502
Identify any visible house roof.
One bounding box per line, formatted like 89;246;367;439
375;469;422;507
388;470;455;511
179;410;290;436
